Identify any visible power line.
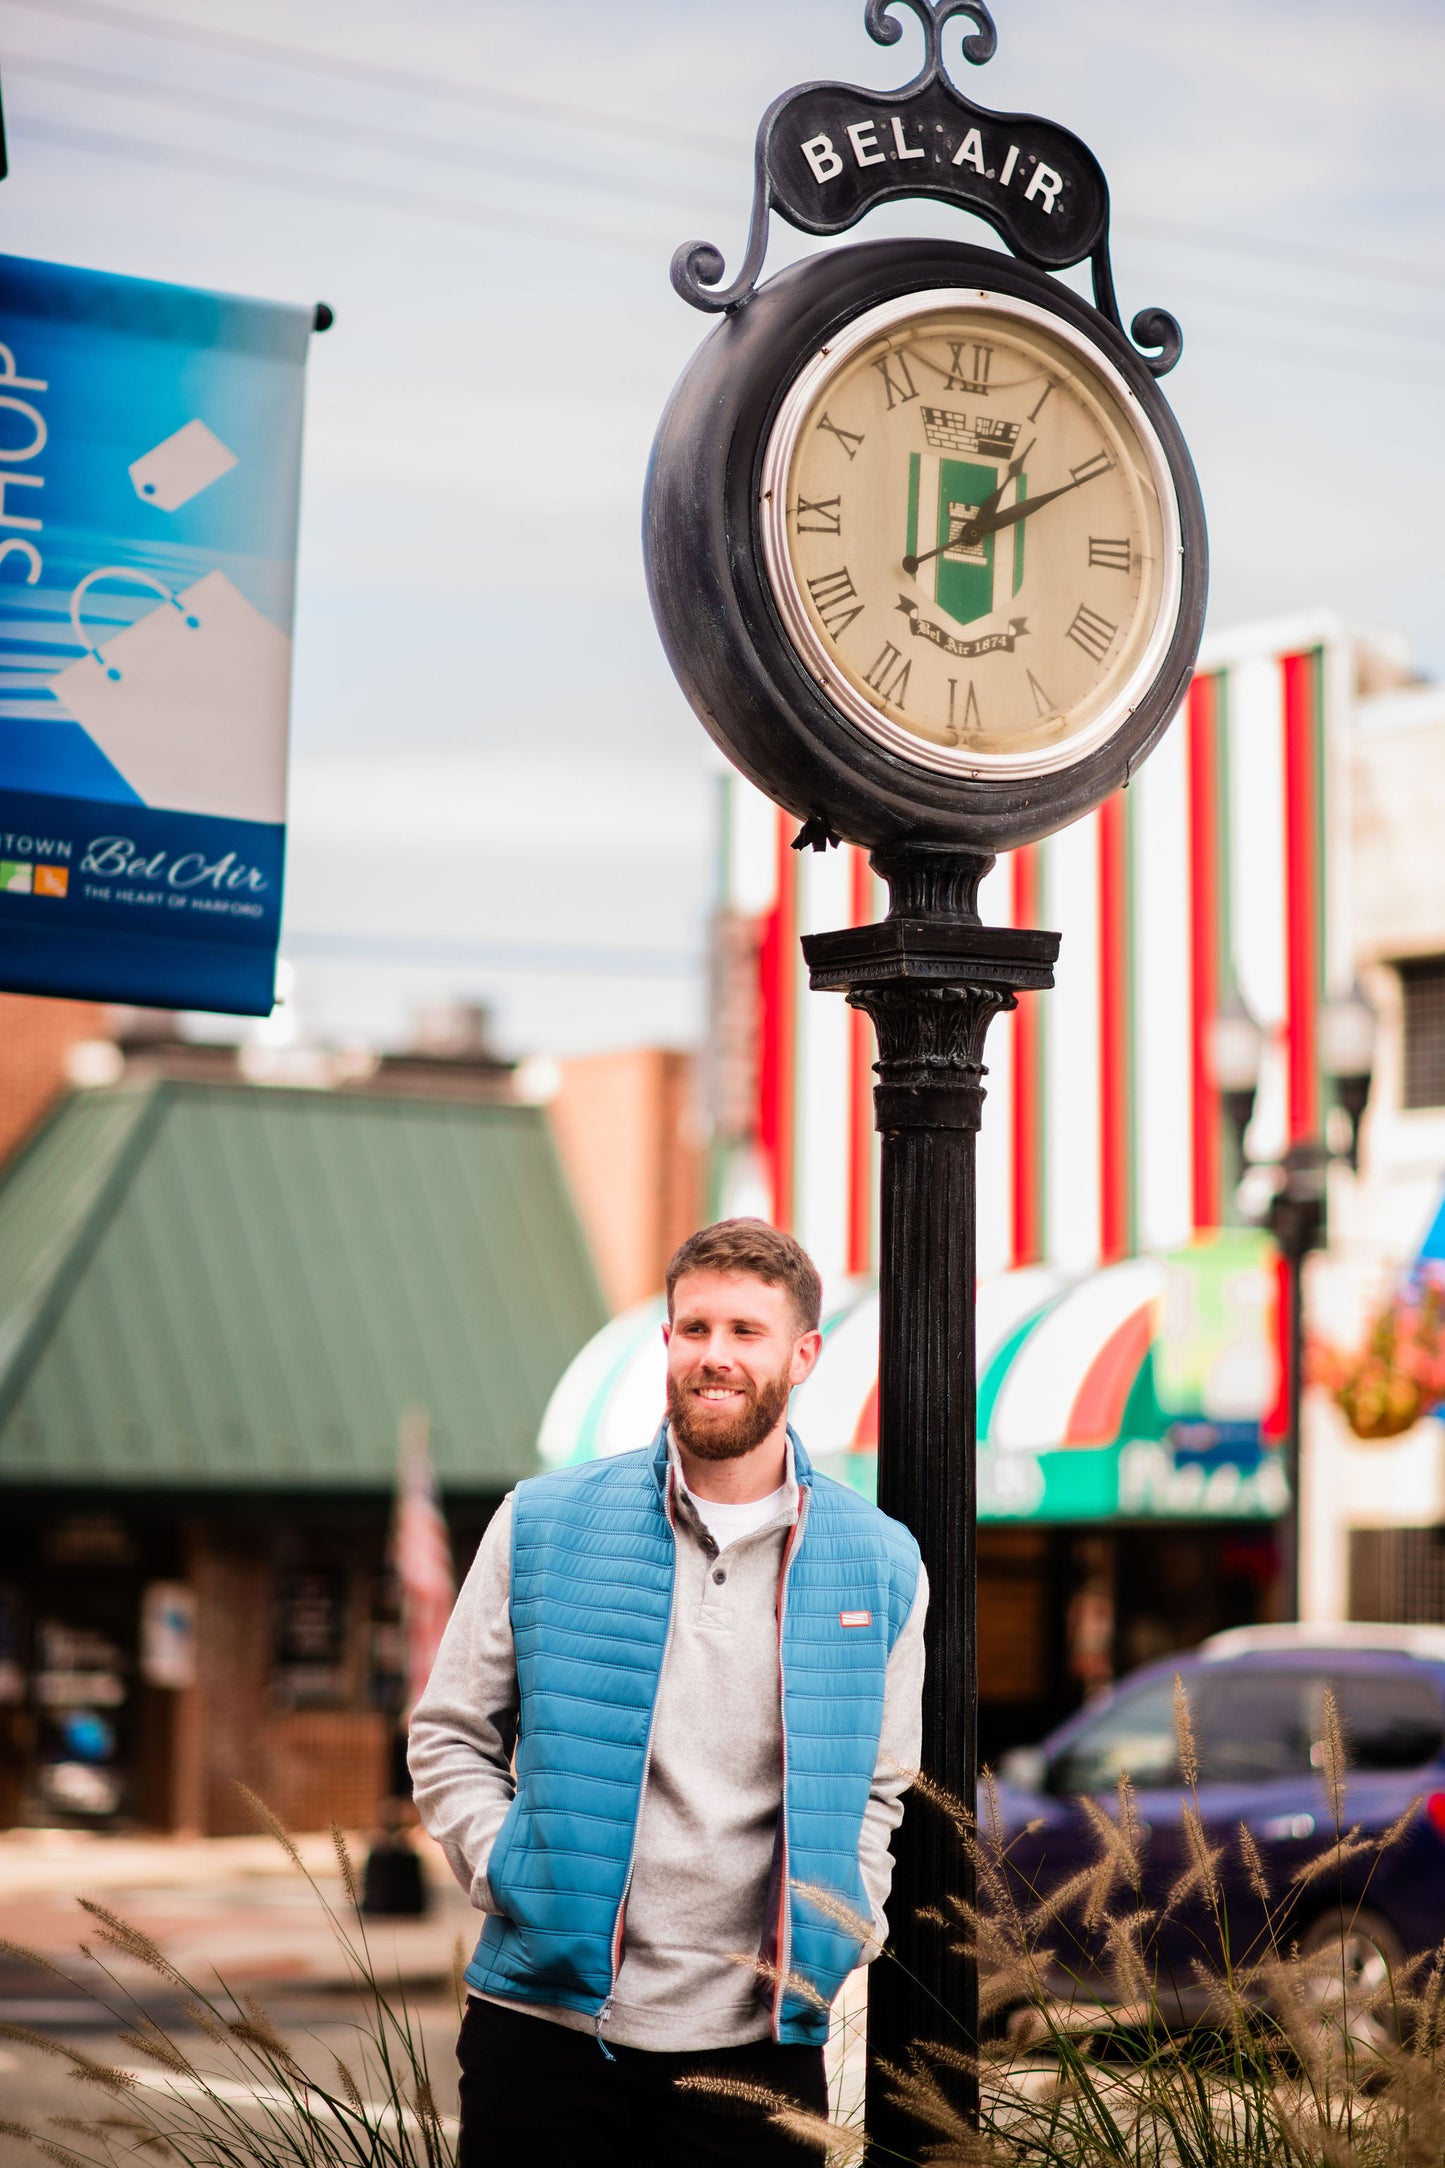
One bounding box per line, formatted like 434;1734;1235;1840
9;116;668;262
6;0;743;160
1127;212;1445;294
1116;257;1445;349
9;117;1442;381
282;928;700;979
19;52;1445;335
4;52;723;213
12;0;1443;300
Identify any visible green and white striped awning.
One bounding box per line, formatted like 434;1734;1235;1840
537;1235;1286;1523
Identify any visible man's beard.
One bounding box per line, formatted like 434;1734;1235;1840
667;1364;792;1461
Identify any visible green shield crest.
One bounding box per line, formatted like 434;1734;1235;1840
906;412;1026;631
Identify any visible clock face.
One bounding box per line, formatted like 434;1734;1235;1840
759;288;1183;780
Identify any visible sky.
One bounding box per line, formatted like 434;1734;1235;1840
2;0;1442;1055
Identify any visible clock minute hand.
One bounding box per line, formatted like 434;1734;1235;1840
963;464;1110;543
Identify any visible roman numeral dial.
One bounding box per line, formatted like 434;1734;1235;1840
772;295;1173;774
794;494;842;535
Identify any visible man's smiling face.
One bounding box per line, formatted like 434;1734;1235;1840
663;1269;821;1462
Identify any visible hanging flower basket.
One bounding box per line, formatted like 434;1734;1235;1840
1310;1282;1445;1441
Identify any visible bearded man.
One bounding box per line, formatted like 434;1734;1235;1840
409;1218;927;2166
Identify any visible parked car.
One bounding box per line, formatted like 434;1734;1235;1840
994;1623;1445;2038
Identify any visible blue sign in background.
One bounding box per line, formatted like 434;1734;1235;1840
0;253;312;1014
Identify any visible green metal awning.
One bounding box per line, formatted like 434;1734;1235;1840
0;1081;607;1493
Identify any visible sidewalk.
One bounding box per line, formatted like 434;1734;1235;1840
0;1824;474;2005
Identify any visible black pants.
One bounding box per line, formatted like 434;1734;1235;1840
456;1996;831;2166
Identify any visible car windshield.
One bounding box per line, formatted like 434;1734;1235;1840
1051;1661;1445;1797
1049;1675;1179;1795
1190;1670;1318;1783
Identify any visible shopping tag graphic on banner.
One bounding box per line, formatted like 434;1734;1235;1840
0;251;314;1015
128;417;238;512
53;567;292;826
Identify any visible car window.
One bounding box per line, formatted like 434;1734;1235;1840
1190;1669;1320;1783
1049;1675;1179;1795
1330;1669;1445;1771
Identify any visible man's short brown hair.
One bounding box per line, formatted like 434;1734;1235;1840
665;1219;823;1334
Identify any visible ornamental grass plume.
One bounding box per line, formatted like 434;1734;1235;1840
718;1674;1445;2167
15;1737;1445;2168
2;1786;458;2168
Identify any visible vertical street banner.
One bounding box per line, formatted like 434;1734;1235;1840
0;254;314;1015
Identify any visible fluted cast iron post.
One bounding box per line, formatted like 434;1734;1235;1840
802;844;1058;2158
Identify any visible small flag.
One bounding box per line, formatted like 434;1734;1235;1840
392;1409;455;1721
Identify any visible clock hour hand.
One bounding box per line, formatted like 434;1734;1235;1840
901;437;1035;578
973;435;1034;526
960;462;1111;544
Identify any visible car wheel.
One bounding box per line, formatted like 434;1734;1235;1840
1294;1907;1405;2055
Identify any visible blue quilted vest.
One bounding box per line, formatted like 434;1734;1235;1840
464;1425;921;2045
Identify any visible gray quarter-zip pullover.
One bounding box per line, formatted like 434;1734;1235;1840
409;1433;928;2052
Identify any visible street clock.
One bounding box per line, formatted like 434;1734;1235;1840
644;2;1206;854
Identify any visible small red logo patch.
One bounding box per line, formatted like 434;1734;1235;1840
839;1609;872;1629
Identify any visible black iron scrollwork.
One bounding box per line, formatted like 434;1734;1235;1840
671;0;1181;377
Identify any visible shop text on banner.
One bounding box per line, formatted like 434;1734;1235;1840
0;254;313;1015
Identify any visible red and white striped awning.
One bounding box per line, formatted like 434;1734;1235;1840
537;1240;1282;1522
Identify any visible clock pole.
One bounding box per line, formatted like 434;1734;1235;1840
804;843;1057;2152
643;5;1205;2151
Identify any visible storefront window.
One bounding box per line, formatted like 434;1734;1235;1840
273;1567;350;1708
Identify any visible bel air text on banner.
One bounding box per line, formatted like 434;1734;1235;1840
0;254;314;1015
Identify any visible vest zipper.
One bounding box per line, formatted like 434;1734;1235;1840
595;1460;681;2056
769;1483;809;2042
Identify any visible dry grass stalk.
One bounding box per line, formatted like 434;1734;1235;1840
223;1992;311;2084
907;1767;975;1840
855;1750;1445;2168
178;1998;233;2049
790;1879;877;1947
0;1809;461;2168
727;1950;830;2012
74;1900;188;1991
332;2052;366;2108
49;2116;176;2156
1289;1826;1373;1890
1173;1672;1200;1791
680;2076;865;2163
234;1779;304;1869
0;2128;92;2168
1099;1909;1152;2009
1166;1799;1225;1910
0;1938;71;1983
331;1819;360;1909
1238;1819;1272;1906
115;2024;196;2077
770;2105;867;2163
1320;1684;1348;1829
678;2070;793;2111
877;2049;1006;2166
0;2021;136;2094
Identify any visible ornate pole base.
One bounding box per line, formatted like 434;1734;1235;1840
803;845;1058;2159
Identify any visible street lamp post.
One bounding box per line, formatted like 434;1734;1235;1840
1207;986;1377;1620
